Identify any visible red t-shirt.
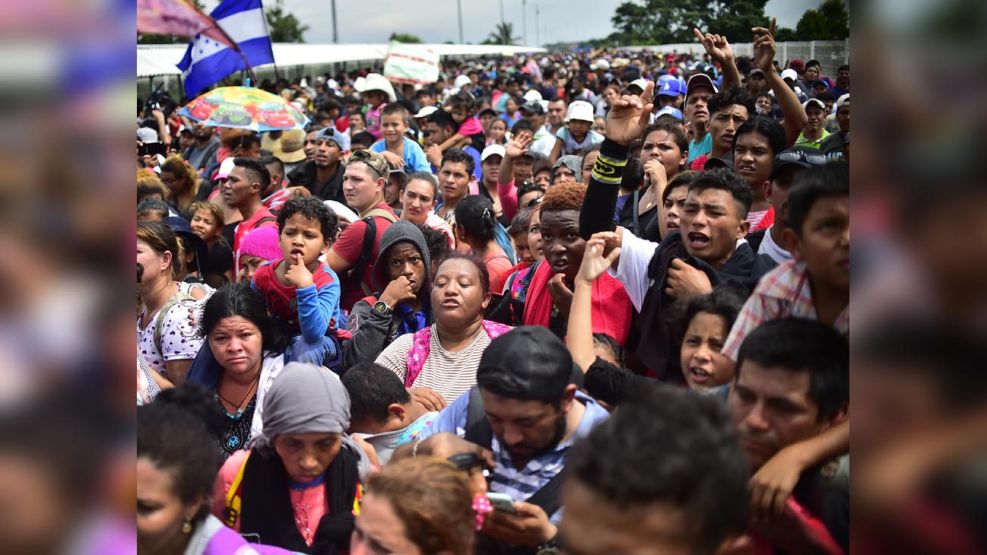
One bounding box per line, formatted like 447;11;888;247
251;259;336;334
332;202;396;312
485;253;515;295
233;206;278;275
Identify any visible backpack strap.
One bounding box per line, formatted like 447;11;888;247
343;209;397;296
403;326;433;388
524;469;567;517
404;322;509;388
153;292;196;357
463;386;493;448
222;450;251;528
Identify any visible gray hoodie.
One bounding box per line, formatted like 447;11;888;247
342;221;432;368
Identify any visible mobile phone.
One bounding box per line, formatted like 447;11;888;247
486;492;517;514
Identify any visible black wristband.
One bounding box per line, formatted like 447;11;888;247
599;138;630;161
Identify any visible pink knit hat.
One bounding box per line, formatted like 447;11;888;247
239;226;282;262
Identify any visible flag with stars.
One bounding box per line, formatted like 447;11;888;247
176;0;274;97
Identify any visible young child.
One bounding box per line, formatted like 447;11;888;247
250;196;345;365
341;362;438;465
549;100;604;162
370;104;431;173
236;225;280;283
361;74;395;140
508;206;538;267
436;89;486;153
188;201;234;286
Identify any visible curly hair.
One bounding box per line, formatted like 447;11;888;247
159;155;201;211
277;196;338;242
539;181;586;214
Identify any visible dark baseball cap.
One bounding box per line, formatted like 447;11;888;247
476;327;575;402
519;101;546;115
770;147;827;179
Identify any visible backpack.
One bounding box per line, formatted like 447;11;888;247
403;321;512;388
152;292;196;358
341;208;398;296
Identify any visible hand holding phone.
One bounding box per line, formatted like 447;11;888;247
486;492;517;514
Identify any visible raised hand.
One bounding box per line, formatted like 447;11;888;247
284;253;314;289
605;81;654;146
693;27;735;64
505;130;533;158
577;237;621;285
752;18;778;73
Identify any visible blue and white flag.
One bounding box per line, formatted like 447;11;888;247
176;0;274;97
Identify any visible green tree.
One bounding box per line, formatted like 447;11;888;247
609;0;767;45
265;0;309;43
389;32;423;43
794;0;849;40
483;22;520;45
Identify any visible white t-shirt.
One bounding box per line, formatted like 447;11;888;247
611;229;660;312
757;225;793;264
249;354;287;442
375;324;492;403
137;295;203;375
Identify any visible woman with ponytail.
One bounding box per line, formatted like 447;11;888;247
454;195;515;294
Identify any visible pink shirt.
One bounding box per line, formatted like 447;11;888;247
212;450;328;547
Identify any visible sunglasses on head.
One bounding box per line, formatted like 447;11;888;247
777;150;827;166
524;195;544;208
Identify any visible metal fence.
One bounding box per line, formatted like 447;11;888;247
620;40;850;77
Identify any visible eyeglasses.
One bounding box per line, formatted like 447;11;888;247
776;150;828;166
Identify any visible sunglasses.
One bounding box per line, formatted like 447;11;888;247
776;150;828;166
524;195;544;208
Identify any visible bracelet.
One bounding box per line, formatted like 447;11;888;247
412;439;422;458
592;153;626;186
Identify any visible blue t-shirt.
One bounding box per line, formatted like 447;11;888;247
687;133;712;163
371;137;431;173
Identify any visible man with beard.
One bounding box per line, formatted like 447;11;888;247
392;326;609;554
183;122;220;174
286;126;349;204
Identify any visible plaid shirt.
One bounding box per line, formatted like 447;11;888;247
422;390;609;523
723;260;849;361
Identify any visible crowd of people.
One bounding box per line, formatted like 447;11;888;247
137;21;851;555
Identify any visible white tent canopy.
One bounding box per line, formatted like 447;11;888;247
137;43;547;78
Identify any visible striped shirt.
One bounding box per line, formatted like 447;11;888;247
722;260;849;361
375;324;492;403
421;390;609;523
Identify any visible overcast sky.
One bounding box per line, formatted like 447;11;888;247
203;0;823;45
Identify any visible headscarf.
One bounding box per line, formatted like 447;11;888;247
248;362;351;451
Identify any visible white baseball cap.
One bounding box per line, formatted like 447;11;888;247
215;157;236;180
523;89;543;103
781;68;799;82
454;74;472;89
481;144;506;161
414;106;438;119
564;100;595;123
628;78;651;92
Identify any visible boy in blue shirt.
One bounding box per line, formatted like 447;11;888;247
251;196;344;367
372;103;432;173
